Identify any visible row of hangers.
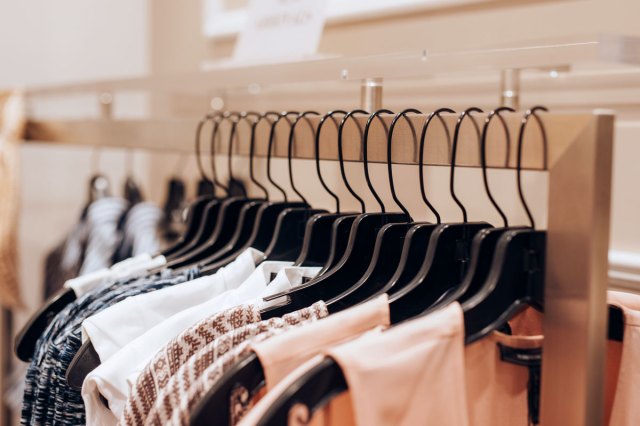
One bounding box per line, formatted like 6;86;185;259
15;106;624;422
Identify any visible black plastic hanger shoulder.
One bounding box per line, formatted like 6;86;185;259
14;288;77;362
66;340;100;389
190;353;265;426
319;214;357;275
261;212;409;318
388;221;492;323
252;357;347;426
161;196;213;258
375;223;437;299
462;229;545;344
608;305;624;342
327;222;413;311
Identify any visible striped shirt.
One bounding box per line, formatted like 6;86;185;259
79;197;129;275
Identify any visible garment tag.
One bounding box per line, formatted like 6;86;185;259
498;344;542;425
234;0;327;62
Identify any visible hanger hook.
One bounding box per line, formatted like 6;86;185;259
451;107;484;223
209;112;241;196
194;112;219;185
267;112;300;201
316;110;348;212
419;108;456;224
363;109;394;213
288;111;321;206
338;109;369;213
481;107;515;227
388;108;422;220
517;106;549;229
249;111;280;200
229;111;261;198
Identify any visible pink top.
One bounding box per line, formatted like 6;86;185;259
241;292;640;425
605;290;640;426
253;294;391;390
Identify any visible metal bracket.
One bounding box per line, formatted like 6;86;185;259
500;69;520;110
361;78;383;111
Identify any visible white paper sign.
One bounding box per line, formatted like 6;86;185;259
233;0;327;62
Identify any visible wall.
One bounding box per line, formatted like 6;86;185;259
0;1;151;424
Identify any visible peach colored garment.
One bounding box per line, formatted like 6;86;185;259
237;295;390;426
605;290;640;426
253;294;390;390
241;303;546;426
465;307;543;426
327;303;468;426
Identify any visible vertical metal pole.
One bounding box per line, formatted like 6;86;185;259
500;69;520;110
361;78;383;111
99;92;114;119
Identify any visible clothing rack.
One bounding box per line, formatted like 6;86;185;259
14;33;640;425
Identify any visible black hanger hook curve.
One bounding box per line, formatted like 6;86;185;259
481;106;515;227
450;107;484;223
419;108;456;224
387;108;422;219
517;106;549;229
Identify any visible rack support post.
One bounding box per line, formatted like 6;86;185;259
500;69;520;110
360;78;383;111
541;112;614;426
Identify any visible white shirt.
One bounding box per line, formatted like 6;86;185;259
82;261;320;425
64;254;166;297
82;248;263;361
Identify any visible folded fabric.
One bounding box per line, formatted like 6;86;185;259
82;248;262;361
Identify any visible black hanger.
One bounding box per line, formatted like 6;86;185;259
123;149;144;205
363;109;455;302
387;107;493;324
197;178;215;197
164;112;251;267
294;110;361;267
260;109;409;319
461;106;549;344
160;177;186;242
608;305;624;342
327;108;424;311
161;113;228;260
199;112;308;273
190;112;277;268
424;107;527;314
262;111;329;261
168;112;277;269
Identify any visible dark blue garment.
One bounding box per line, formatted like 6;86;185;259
21;267;200;426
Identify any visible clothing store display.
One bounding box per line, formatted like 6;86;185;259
82;263;322;424
14;105;628;426
0;91;25;308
